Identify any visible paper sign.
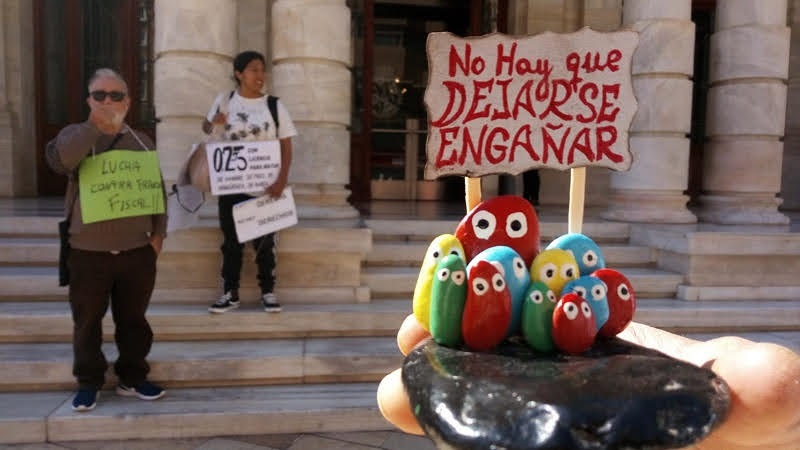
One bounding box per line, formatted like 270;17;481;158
206;139;281;195
424;29;639;179
232;187;298;243
78;149;165;224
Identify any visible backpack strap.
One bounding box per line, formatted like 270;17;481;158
267;95;279;134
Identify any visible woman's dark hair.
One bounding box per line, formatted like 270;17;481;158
232;51;266;84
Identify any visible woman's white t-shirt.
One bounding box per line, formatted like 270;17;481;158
206;91;298;142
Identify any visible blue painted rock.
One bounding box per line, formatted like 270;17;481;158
546;232;606;276
562;275;609;331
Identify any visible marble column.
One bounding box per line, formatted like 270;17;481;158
602;0;697;223
153;0;238;184
271;0;358;219
699;0;790;224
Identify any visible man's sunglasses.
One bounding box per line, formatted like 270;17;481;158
90;90;126;102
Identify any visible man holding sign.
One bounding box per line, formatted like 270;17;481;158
45;68;167;412
202;51;297;314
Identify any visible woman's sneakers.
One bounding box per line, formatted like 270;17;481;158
209;290;240;313
262;292;282;312
209;290;281;313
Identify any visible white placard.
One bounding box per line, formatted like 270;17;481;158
232;187;298;243
206;140;281;195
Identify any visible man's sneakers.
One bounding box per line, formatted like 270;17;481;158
208;290;240;313
72;388;98;412
72;381;165;412
262;292;282;313
116;381;166;401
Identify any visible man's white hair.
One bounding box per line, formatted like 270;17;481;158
88;68;128;93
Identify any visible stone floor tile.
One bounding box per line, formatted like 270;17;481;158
380;432;436;450
288;435;379;450
192;438;278;450
230;434;301;450
51;438;207;450
317;431;393;447
0;445;71;450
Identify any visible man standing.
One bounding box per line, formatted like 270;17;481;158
46;68;167;411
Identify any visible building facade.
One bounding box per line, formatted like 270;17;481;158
0;0;798;225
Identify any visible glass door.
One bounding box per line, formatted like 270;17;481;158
349;0;484;202
33;0;155;195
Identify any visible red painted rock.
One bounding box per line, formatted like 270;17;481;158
461;260;512;351
552;293;596;354
593;268;636;338
455;195;540;267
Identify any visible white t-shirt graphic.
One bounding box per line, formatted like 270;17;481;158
206;91;298;142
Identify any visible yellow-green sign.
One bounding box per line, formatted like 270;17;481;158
78;149;165;224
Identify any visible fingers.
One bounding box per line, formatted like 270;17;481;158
695;340;800;448
89;105;123;134
377;314;429;434
397;314;431;356
376;368;424;435
212;113;227;124
617;322;699;363
622;323;800;449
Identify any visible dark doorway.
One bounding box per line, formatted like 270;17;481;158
688;0;716;205
348;0;505;202
33;0;155;195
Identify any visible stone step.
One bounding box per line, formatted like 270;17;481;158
0;336;401;392
0;266;370;304
0;216;61;237
0;301;410;343
0;383;388;444
365;218;632;243
366;241;654;267
363;266;684;298
0;237;58;265
1;299;799;345
3;328;799;445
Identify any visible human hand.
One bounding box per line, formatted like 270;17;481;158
89;103;125;135
377;314;800;450
265;177;287;199
211;112;227;126
149;234;163;256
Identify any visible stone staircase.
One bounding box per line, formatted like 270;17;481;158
1;208;799;444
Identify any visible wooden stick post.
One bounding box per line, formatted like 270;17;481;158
568;167;586;234
465;177;481;212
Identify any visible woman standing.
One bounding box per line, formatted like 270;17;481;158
202;51;298;314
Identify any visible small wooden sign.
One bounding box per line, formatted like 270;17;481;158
424;28;639;179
